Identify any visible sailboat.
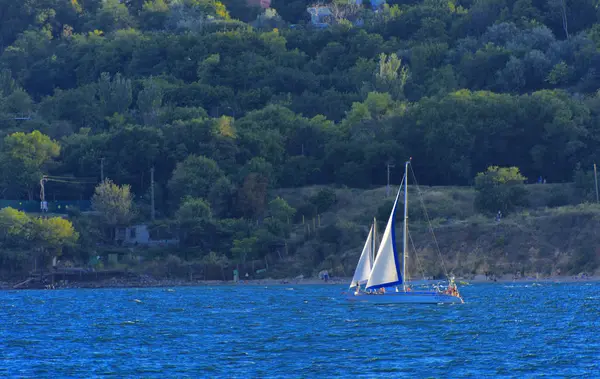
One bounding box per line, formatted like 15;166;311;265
349;219;377;290
347;159;464;304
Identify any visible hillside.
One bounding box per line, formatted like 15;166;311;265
272;182;600;279
2;0;600;284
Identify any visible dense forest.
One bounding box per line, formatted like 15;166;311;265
1;0;600;282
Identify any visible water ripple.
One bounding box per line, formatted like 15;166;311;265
0;283;599;377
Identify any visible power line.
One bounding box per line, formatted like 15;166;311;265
43;175;96;181
45;178;97;184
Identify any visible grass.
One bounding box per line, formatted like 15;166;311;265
273;182;600;279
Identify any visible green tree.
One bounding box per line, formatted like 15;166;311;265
310;189;337;213
267;197;295;223
137;77;163;125
92;179;134;241
0;69;18;96
30;216;79;268
231;236;257;264
474;166;528;214
237;173;268;218
0;207;31;246
175;197;214;247
140;0;170;30
573;166;596;201
92;0;137;32
0;131;60;200
98;72;132;118
176;197;212;222
373;53;409;100
0;208;78;272
168;155;224;204
207;176;235;218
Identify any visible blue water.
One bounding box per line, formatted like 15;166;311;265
1;283;599;378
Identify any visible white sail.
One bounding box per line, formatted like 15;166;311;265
349;225;374;288
366;177;404;290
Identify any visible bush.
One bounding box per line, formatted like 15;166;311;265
547;187;570;207
573;167;596;201
309;189;337;213
296;202;317;221
474;166;528;214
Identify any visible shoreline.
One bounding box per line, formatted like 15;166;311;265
1;275;599;291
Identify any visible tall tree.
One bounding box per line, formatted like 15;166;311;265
30;216;79;271
474;166;528;214
92;179;134;241
0;131;60;200
168;155;224;205
137;77;163;125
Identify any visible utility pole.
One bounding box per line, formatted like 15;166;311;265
594;163;599;203
100;157;105;182
39;176;48;214
151;166;155;221
386;160;395;197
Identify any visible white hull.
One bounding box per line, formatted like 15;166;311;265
346;291;463;304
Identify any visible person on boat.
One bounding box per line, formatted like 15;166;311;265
354;281;361;295
447;280;459;297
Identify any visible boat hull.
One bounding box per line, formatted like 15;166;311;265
346;291;463;304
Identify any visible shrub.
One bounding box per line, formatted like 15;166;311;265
474;166;528;214
309;188;337;213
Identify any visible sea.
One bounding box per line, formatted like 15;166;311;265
0;282;599;378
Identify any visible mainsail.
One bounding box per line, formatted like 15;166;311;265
349;224;374;288
365;176;404;290
345;159;465;304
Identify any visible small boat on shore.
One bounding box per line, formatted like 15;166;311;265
347;159;464;304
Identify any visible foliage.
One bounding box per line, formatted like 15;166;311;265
267;197;295;223
30;216;79;256
168;155;224;205
0;207;31;245
231;236;258;264
474;166;528;214
573;166;597;201
0;207;78;269
176;197;212;222
309;189;337;214
2;0;600;277
92;179;134;229
237;173;269;218
176;197;214;247
0;131;60;199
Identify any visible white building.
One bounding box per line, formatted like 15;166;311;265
307;6;333;27
115;224;179;247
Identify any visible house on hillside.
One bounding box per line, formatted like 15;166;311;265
115;224;179;247
307;0;386;27
307;5;333;27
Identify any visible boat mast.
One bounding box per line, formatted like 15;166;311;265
402;159;410;291
373;217;377;262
